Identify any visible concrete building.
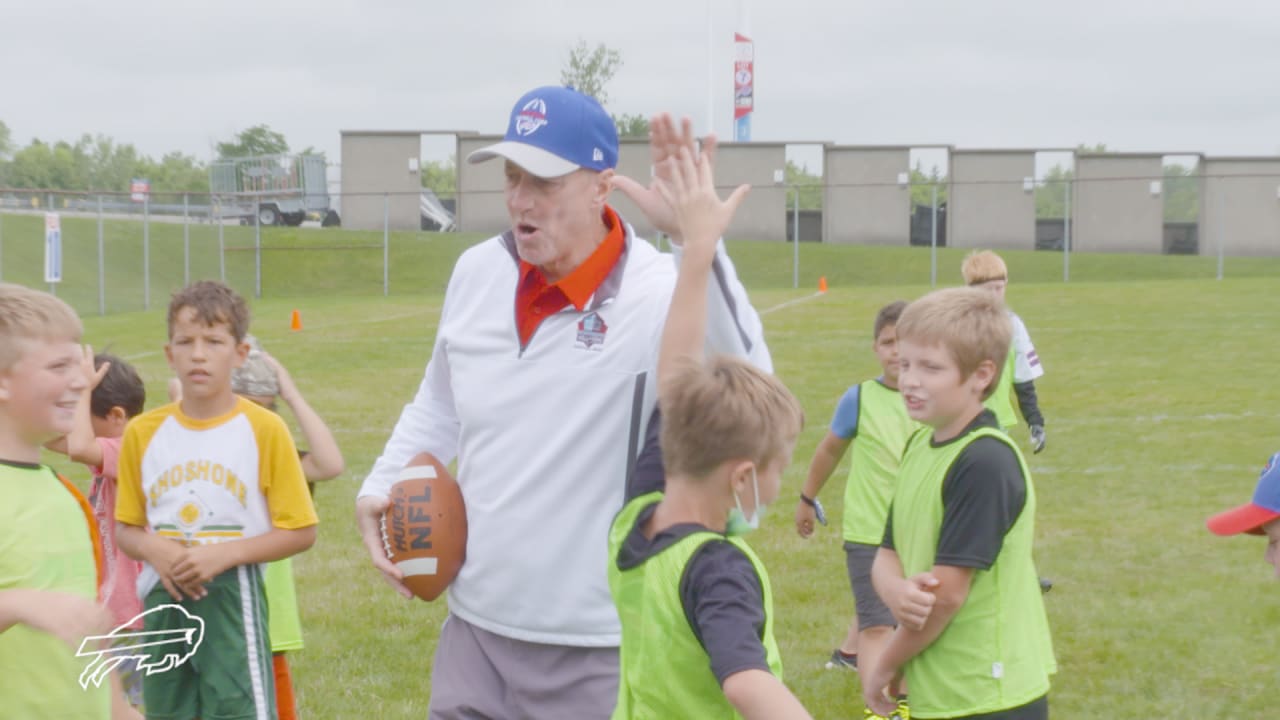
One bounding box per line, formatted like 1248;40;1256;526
823;146;911;245
948;150;1037;250
1200;157;1280;257
1073;153;1164;253
339;131;423;232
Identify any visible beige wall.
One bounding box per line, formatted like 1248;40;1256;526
1201;158;1280;257
949;151;1036;250
823;147;910;245
1073;154;1163;253
712;143;787;241
339;132;422;231
456;137;786;242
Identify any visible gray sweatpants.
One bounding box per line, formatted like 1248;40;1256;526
427;614;619;720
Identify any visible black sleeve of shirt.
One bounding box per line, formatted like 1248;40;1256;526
881;503;896;551
679;541;771;685
627;410;666;501
935;437;1027;570
1014;380;1045;427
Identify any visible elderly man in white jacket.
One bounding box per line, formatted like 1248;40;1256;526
356;85;771;720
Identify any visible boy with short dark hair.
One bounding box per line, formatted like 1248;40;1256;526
116;280;318;720
607;143;812;719
1207;452;1280;574
0;282;124;719
794;300;916;718
864;287;1055;720
961;251;1047;454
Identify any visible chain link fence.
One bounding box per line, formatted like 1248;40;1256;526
1;176;1276;317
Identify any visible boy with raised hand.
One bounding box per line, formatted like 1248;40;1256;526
961;251;1047;454
607;143;812;720
863;288;1055;720
0;282;139;719
231;335;344;720
45;346;148;710
794;301;920;717
116;280;318;720
1207;452;1280;574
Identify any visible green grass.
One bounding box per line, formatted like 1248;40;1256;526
24;218;1280;718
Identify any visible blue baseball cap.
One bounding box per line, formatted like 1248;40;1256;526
466;86;619;178
1207;451;1280;536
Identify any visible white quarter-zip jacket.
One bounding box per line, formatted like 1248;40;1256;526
358;218;771;646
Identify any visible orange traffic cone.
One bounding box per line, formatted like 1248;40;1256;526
290;309;302;331
818;276;828;294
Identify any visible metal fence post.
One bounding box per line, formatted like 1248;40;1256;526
1063;179;1071;283
254;194;262;299
183;193;190;285
217;197;226;283
0;211;4;281
97;196;105;316
791;186;799;290
1216;182;1225;281
144;196;151;310
930;183;939;288
383;194;390;296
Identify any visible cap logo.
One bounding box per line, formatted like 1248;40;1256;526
514;98;548;136
593;148;603;162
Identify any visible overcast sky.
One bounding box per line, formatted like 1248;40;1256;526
4;0;1279;174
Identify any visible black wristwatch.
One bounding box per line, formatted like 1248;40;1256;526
800;493;827;526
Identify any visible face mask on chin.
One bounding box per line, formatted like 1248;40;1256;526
726;466;765;536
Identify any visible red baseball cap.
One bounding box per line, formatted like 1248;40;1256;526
1206;452;1280;536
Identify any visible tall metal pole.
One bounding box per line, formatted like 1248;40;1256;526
706;0;715;137
143;196;151;310
383;194;390;296
254;194;262;299
183;193;190;285
792;186;799;289
217;199;226;283
0;210;5;281
930;183;939;287
1063;179;1072;283
1216;183;1225;281
97;196;105;315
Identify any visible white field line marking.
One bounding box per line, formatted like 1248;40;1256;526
1034;463;1259;475
761;292;825;315
122;308;438;362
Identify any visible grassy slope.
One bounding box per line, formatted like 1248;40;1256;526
16;211;1280;718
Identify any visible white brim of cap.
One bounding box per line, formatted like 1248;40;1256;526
466;141;579;178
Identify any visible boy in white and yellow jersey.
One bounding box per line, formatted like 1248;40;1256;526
116;281;317;720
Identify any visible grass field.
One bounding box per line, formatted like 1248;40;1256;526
15;212;1280;718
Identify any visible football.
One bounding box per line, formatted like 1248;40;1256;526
381;452;467;601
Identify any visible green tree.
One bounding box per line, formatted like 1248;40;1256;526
0;120;12;160
613;112;649;139
909;162;948;209
784;160;822;210
561;40;622;107
216;124;289;159
1162;163;1199;223
420;155;457;199
139;151;210;194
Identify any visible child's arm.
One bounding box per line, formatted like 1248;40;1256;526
262;351;345;482
723;669;813;720
871;547;940;631
654;136;750;387
171;526;317;593
794;432;850;537
862;565;974;716
116;523;201;601
66;346;110;467
0;588;112;646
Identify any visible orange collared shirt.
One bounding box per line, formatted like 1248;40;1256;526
515;206;625;347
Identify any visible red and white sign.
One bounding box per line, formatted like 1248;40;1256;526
130;179;150;203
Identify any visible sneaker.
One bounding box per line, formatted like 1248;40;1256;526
824;649;858;671
1039;577;1053;593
